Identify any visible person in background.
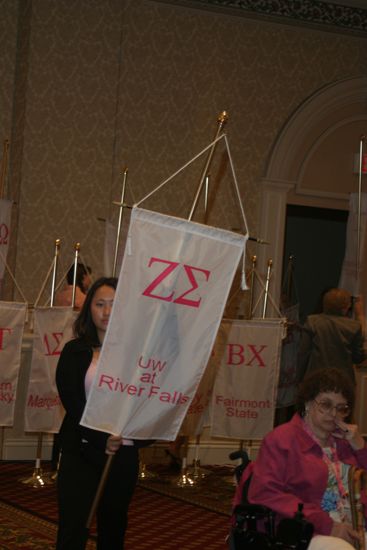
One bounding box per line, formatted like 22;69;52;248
55;277;152;550
234;368;367;549
297;288;365;385
54;263;92;310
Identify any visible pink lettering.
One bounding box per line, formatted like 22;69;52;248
0;327;12;350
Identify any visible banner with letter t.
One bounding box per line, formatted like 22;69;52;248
81;207;247;440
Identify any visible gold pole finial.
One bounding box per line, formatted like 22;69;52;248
75;242;81;251
218;111;228;124
50;239;61;306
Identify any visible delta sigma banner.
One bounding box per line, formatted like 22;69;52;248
81;207;247;440
0;301;27;426
0;199;12;280
24;307;75;433
210;318;285;440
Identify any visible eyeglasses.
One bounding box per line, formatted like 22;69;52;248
314;399;350;418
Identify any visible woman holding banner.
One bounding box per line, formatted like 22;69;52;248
55;277;149;550
234;368;367;549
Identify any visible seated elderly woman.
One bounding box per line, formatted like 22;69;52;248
233;368;367;550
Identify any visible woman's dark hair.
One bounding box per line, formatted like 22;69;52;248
74;277;117;346
296;368;355;416
66;263;92;292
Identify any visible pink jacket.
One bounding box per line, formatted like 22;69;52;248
233;414;367;535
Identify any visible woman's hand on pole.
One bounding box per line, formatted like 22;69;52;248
105;434;123;455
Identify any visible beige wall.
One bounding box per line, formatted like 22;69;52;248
1;0;366;303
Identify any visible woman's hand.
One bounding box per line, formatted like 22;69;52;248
105;434;123;455
330;521;360;544
332;420;365;450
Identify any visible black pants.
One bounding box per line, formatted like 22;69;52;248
56;445;139;550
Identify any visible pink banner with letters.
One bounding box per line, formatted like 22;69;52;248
81;207;247;440
24;307;75;433
210;318;285;440
0;301;26;426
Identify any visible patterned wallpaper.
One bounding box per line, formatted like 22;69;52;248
2;0;367;305
157;0;367;35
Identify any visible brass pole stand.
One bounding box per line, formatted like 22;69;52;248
188;435;207;481
174;456;194;488
19;433;52;488
138;460;156;480
49;450;61;482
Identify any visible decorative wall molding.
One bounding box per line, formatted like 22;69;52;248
155;0;367;36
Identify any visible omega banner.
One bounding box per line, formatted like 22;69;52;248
24;307;75;433
81;207;247;440
210;318;285;440
0;301;27;426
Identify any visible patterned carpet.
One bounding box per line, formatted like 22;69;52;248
0;461;234;549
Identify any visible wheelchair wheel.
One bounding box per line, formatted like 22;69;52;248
228;529;273;550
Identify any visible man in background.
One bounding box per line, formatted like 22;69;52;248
297;288;365;385
54;263;92;310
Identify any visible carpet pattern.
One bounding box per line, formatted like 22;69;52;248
0;461;233;549
0;501;95;550
139;463;235;516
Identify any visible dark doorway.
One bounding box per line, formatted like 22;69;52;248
282;205;349;323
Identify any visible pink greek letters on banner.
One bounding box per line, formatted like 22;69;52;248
24;307;75;433
142;257;211;308
0;327;12;350
0;302;27;427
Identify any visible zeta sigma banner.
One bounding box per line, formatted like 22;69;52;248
179;328;228;437
0;301;27;426
0;199;12;280
81;207;247;440
24;307;76;433
210;318;285;440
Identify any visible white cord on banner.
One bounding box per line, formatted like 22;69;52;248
223;134;249;237
134;135;226;207
41;262;73;307
223;135;249;290
0;248;28;304
251;268;283;318
133;132;249;290
79;252;94;284
34;259;55;308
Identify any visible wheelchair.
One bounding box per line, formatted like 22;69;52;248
228;450;314;549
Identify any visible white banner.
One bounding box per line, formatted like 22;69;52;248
339;192;367;297
210;318;285;440
0;301;27;426
0;199;12;281
180;328;228;437
81;207;247;440
24;307;76;433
